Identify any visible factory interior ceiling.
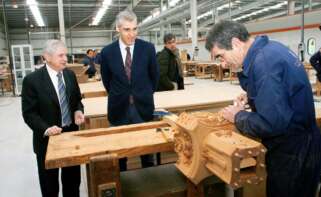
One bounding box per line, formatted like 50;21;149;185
0;0;321;36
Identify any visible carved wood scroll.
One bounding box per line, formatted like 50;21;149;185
165;112;266;189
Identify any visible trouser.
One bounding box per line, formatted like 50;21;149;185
265;133;321;197
36;154;80;197
36;124;81;197
118;104;154;171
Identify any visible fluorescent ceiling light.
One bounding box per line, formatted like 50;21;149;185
91;0;112;26
169;0;180;8
26;0;45;27
140;0;181;24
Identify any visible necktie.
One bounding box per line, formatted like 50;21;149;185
125;46;132;81
57;72;71;126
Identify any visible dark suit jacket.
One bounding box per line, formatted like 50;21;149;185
310;50;321;82
21;65;83;156
100;39;159;125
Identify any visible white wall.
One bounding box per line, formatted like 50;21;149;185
169;10;321;61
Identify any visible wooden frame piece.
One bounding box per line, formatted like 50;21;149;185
88;154;121;197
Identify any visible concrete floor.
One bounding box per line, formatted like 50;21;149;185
1;76;319;197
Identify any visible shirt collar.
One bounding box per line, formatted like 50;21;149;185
119;38;135;50
242;35;269;76
46;64;60;77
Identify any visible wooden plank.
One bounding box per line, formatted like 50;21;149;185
79;81;107;98
45;121;174;169
66;63;87;75
83;86;245;118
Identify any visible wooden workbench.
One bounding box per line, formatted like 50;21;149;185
45;121;173;169
82;86;245;129
45;121;243;196
79;81;107;98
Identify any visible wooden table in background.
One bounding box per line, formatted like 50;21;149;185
194;62;217;79
79;81;107;98
181;60;197;76
82;86;245;129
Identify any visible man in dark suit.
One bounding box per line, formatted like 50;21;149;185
310;48;321;82
21;40;85;197
100;10;159;171
157;33;184;91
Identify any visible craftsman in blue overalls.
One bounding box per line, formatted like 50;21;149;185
205;20;321;197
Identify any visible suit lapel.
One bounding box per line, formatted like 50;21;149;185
132;40;140;70
115;41;130;83
41;66;60;107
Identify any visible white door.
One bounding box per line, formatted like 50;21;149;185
11;45;34;95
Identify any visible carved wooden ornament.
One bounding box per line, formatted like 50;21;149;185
165;112;266;189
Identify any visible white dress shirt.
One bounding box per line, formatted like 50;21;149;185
46;64;66;102
119;39;134;67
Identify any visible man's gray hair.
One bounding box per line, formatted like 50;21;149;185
115;9;137;28
43;39;66;55
205;20;250;51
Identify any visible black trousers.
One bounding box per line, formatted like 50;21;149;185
36;125;81;197
36;155;80;197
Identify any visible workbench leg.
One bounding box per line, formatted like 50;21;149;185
187;179;204;197
87;154;121;197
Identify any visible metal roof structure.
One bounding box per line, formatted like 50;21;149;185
1;0;320;34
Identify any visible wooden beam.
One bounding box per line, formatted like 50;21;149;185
45;121;173;169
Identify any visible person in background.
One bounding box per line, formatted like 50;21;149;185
100;10;159;171
205;20;321;197
21;39;85;197
83;49;96;78
310;47;321;82
157;33;184;91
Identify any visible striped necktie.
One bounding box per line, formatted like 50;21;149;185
125;46;132;81
57;72;71;126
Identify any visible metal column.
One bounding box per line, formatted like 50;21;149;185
2;0;15;95
190;0;197;50
288;0;295;15
57;0;66;43
160;0;165;45
300;0;305;62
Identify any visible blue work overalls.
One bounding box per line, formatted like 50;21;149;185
235;36;321;197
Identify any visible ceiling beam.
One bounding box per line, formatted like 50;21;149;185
199;0;283;28
110;0;144;29
0;3;129;8
138;0;220;33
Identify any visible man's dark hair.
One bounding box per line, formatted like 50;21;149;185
163;33;176;44
86;49;94;54
205;20;250;51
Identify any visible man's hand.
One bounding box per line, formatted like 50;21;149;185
172;82;178;90
220;103;244;123
74;111;85;125
45;126;62;136
234;93;248;108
